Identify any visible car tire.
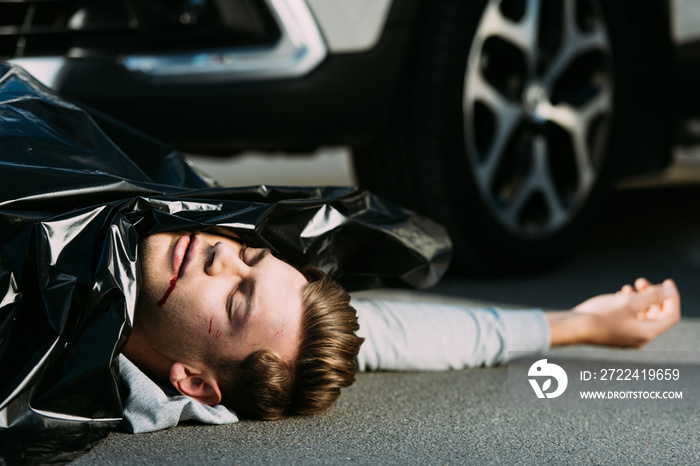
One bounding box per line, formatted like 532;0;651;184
353;0;665;273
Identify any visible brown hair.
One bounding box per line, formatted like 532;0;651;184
213;267;364;420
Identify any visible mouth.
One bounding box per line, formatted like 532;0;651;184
173;234;193;276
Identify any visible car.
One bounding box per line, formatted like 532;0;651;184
4;0;700;272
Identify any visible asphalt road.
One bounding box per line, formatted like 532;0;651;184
71;154;700;465
431;184;700;318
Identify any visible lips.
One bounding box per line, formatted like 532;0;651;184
172;234;192;276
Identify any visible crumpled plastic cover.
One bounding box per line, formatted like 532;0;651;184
0;64;451;463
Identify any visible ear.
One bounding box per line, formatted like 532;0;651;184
169;362;222;406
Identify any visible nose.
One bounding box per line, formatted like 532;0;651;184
205;240;250;277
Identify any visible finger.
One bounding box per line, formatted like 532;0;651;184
633;283;672;312
637;280;681;336
640;304;662;320
635;277;651;292
620;284;634;295
661;279;681;319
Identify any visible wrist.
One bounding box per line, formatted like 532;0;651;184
546;311;593;347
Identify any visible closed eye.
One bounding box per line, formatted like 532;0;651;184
227;280;254;328
227;288;237;321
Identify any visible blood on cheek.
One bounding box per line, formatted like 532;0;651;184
157;275;178;307
157;279;234;341
208;317;234;340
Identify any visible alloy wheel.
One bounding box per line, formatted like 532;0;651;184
463;0;614;236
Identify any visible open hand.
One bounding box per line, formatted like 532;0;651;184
547;278;680;348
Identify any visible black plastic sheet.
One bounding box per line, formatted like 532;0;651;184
0;64;451;464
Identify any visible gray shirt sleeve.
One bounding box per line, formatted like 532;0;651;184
353;298;551;372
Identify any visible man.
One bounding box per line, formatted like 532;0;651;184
119;230;680;429
126;232;309;407
123;230;364;421
0;63;451;461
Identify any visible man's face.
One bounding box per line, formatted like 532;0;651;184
134;231;308;369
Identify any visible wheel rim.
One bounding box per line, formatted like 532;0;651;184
463;0;613;237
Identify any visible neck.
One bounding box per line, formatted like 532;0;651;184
122;329;173;384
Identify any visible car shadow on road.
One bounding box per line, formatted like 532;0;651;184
432;185;700;317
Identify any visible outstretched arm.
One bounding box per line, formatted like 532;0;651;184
546;278;680;348
353;299;548;371
353;278;680;372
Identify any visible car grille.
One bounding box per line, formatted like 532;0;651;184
0;0;278;61
0;0;134;60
